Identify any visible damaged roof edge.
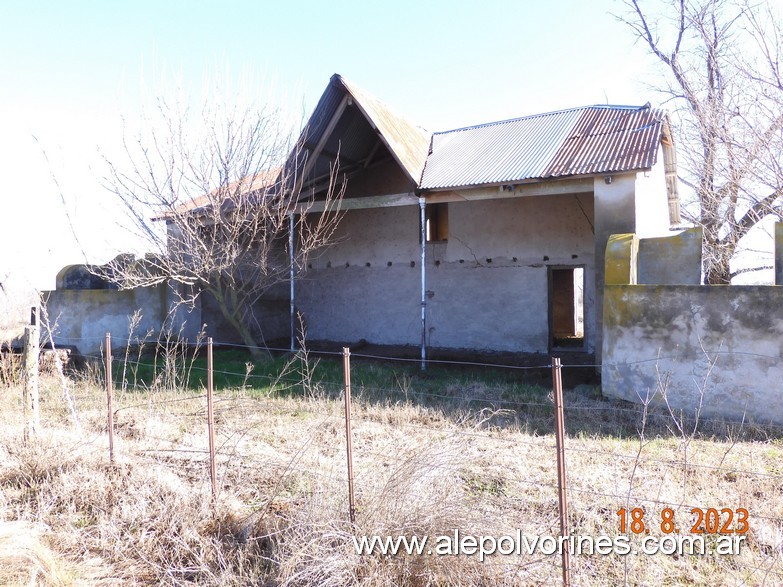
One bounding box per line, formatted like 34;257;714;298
335;75;431;185
431;103;659;136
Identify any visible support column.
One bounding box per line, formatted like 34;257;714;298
419;197;427;371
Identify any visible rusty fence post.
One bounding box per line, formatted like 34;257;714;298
207;337;217;500
343;347;356;524
552;357;571;587
105;332;114;464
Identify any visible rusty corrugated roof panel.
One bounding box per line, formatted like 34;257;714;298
420;108;583;189
543;106;663;177
419;105;666;190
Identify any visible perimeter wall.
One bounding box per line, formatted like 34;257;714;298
602;226;783;424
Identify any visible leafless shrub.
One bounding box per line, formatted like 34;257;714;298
0;343;22;387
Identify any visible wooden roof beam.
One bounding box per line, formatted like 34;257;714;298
363;139;383;168
301;93;351;181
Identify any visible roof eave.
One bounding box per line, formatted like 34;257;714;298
420;169;648;193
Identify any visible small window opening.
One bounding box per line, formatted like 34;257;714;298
550;267;585;348
425;203;448;242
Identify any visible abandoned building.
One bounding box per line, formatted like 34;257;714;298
288;74;680;359
44;73;681;362
42;74;783;425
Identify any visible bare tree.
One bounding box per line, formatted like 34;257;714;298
619;0;783;283
102;99;344;358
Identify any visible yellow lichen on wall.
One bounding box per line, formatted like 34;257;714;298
604;234;638;285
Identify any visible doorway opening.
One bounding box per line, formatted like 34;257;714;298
549;266;585;349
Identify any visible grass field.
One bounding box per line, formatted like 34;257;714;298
0;348;782;585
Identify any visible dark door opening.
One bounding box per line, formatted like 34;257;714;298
549;266;585;349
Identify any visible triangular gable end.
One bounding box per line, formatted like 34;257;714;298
289;74;430;196
338;76;431;183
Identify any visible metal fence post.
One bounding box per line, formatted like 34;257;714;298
207;337;217;500
343;347;356;524
552;356;571;587
105;332;114;464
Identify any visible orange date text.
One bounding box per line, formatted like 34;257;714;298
617;507;749;535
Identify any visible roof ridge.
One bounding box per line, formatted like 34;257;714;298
329;74;431;183
434;104;658;136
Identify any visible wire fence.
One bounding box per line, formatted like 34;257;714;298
4;330;783;586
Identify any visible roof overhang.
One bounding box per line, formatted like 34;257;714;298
287;74;430;198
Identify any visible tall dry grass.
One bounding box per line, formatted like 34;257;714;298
0;357;781;585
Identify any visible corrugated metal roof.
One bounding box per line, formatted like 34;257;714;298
419;105;666;190
543;106;663;177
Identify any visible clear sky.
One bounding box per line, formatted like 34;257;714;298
1;0;658;292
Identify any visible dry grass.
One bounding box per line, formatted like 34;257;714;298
0;367;782;586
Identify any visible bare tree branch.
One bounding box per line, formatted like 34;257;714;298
620;0;783;284
100;99;345;358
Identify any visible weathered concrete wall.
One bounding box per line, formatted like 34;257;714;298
43;284;202;356
603;228;783;424
297;205;424;346
297;193;596;353
200;290;289;346
603;285;783;424
429;194;595;353
638;227;702;285
592;160;675;359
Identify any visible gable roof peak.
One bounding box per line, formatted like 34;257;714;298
293;74;431;186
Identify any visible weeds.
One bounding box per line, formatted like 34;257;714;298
0;345;782;585
0;342;22;386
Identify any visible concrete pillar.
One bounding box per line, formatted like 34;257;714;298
593;174;637;361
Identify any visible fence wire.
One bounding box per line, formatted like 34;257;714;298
4;333;783;586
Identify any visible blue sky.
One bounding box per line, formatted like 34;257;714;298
2;0;656;291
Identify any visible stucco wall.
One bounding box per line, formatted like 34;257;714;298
593;173;638;359
43;284;202;356
637;227;702;285
603;285;783;424
296;193;596;353
602;228;783;424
